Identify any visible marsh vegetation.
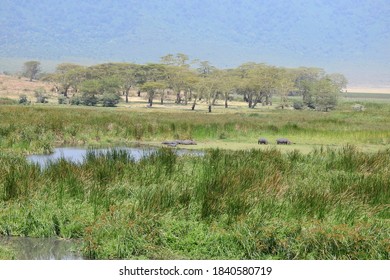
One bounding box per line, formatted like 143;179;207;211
0;98;389;260
0;145;389;259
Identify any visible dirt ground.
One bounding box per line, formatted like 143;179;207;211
0;75;53;99
347;86;390;94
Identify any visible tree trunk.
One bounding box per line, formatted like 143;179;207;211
191;100;196;110
211;93;218;106
184;91;188;105
208;105;212;113
189;89;192;101
225;96;228;108
63;85;71;97
125;90;129;103
251;100;258;108
176;92;181;104
159;90;163;104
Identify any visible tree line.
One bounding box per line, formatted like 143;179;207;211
23;54;347;111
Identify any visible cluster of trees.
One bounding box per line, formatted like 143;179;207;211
25;54;347;111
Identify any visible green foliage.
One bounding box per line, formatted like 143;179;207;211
34;87;48;103
58;96;68;104
22;61;41;81
18;94;30;105
0;245;16;260
293;100;304;110
100;93;120;107
70;96;82;105
0;146;389;259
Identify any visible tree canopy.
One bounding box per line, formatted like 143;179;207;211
37;54;348;110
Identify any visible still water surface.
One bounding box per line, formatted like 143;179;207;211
27;146;202;167
0;236;83;260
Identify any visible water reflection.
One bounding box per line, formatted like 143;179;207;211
0;236;83;260
27;147;203;168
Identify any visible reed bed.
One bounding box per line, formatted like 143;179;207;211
0;146;389;259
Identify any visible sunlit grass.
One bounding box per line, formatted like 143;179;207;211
0;100;389;154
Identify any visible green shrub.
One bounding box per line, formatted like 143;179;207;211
58;96;68;105
18;95;30;105
100;93;120;107
293;101;304;110
34;87;48;103
81;94;98;106
70;96;82;105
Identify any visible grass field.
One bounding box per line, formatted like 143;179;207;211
0;99;389;155
0;76;389;260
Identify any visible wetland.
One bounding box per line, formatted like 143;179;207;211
0;102;389;260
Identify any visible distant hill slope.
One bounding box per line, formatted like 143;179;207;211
1;0;389;86
0;74;53;99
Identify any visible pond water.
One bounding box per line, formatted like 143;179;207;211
0;236;84;260
27;146;203;168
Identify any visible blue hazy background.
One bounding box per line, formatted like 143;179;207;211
0;0;389;87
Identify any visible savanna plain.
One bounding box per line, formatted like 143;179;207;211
0;76;389;260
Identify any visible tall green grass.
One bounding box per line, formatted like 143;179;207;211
0;146;389;259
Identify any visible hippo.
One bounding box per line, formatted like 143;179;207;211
258;138;269;145
175;139;197;145
162;139;197;146
162;141;178;147
276;138;292;145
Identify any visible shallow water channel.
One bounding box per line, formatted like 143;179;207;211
27;146;202;168
0;236;84;260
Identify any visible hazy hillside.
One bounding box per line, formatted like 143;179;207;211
1;0;389;86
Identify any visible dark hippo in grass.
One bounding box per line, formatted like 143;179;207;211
258;138;269;145
276;138;292;145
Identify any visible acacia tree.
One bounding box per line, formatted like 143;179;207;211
212;69;237;108
294;67;326;105
77;74;121;106
183;70;199;106
110;63;138;103
23;61;41;81
161;53;192;103
141;81;166;107
194;60;215;77
50;63;85;97
202;75;220;112
276;68;295;109
233;62;259;108
327;73;348;92
312;78;340;111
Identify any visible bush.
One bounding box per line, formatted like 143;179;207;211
352;104;365;111
81;94;98;106
70;96;82;105
58;96;68;105
70;94;98;106
34;87;48;103
18;94;30;105
100;93;120;107
293;101;304;110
